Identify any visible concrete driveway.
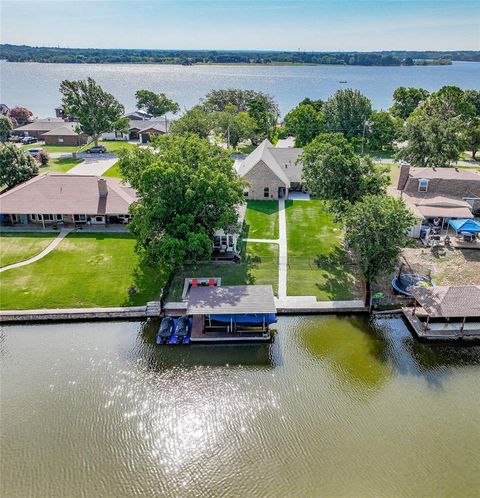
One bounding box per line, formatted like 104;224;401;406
67;153;118;176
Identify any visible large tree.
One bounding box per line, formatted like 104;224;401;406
323;89;372;138
60;77;126;145
214;105;256;148
284;103;324;147
135;90;180;117
170;105;213;139
300;133;388;214
118;134;244;269
0;115;13;142
391;87;429;120
345;194;415;301
465;116;480;160
203;89;279;143
0;143;38;189
398;86;471;167
7;106;33;127
366;111;403;150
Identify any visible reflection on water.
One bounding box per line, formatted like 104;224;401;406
1;316;479;497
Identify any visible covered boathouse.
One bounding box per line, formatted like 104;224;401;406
186;285;277;342
403;285;480;341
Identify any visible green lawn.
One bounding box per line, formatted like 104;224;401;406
243;200;279;239
168;242;278;301
102;162;122;178
0;233;166;310
21;144;83;153
285;200;361;300
21;140;139;154
377;162;400;187
0;232;57;267
39;157;83;173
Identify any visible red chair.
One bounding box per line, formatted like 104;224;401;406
191;278;198;287
208;278;216;286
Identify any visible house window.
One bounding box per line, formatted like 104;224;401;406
213;236;221;248
58;138;64;143
264;187;270;198
74;214;87;222
228;235;234;247
95;216;104;222
243;191;249;197
31;214;37;220
42;214;54;221
418;179;429;192
56;214;63;220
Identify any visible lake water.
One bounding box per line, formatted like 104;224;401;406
1;316;479;497
1;61;479;117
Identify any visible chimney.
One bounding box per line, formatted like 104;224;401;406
98;178;108;198
397;162;410;191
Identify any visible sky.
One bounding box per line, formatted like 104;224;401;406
1;0;479;51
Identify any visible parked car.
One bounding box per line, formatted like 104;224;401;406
86;145;107;154
27;148;44;156
8;135;22;143
22;136;37;145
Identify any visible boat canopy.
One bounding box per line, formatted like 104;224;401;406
448;218;480;233
208;313;277;325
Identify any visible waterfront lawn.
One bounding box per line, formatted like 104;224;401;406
0;233;166;310
285;200;361;300
168;242;278;301
243;201;279;239
103;162;122;178
0;232;57;267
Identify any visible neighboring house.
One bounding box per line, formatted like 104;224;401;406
212;204;246;259
125;110;153;120
0;173;136;227
102;117;170;143
0;104;9;116
389;163;480;237
237;139;304;200
13;118;66;139
42;124;89;146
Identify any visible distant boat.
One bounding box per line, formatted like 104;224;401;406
339;80;347;83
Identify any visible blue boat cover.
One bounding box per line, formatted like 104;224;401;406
448;219;480;233
208;313;276;325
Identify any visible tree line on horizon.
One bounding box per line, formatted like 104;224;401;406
3;44;480;65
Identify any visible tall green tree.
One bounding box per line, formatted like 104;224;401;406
366;111;403;150
118;134;244;269
300;133;388;214
284;103;324;146
299;98;324;112
203;89;279;143
345;194;415;301
398;86;471;167
170;105;213;139
60;77;126;146
0;115;13;142
214;105;256;148
323;89;372;138
0;143;39;189
465;116;480;160
391;87;430;120
135;90;180;117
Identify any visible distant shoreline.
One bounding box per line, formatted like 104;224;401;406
2;44;477;66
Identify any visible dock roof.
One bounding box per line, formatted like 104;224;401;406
187;285;276;315
410;285;480;318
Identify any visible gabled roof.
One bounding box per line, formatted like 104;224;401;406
13;118;66;132
0;173;136;215
128;119;170;133
237;139;293;186
410;286;480;318
409;167;480;182
42;125;81;137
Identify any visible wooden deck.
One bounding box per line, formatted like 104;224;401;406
402;308;480;341
189;315;272;343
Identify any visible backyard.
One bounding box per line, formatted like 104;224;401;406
168;241;278;301
0;233;165;310
0;232;57;267
243;200;279;239
285;200;362;300
39;157;83;173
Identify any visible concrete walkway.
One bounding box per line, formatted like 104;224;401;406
0;229;72;273
278;198;288;299
67;154;117;176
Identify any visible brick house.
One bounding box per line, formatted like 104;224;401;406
389;163;480;237
237;140;304;200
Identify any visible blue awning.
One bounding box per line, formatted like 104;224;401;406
448;219;480;233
